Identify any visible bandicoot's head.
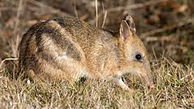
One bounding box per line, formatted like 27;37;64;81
118;15;154;89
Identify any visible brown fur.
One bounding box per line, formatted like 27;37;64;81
18;15;154;90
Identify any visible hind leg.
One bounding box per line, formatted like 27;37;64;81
34;55;90;83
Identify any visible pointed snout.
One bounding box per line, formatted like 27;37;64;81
141;62;155;90
126;61;155;89
139;71;155;90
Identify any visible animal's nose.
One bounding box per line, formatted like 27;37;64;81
148;84;155;90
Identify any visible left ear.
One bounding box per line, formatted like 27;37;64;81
124;15;136;33
119;15;136;40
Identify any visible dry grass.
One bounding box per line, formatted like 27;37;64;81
0;0;193;108
0;58;193;108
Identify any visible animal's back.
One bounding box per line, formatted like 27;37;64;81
18;16;117;81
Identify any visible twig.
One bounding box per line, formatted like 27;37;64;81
27;0;71;17
95;0;98;27
102;10;107;28
0;7;11;11
12;0;23;57
141;17;194;37
72;0;79;18
105;0;167;13
145;35;177;42
0;58;18;69
13;0;23;35
89;0;168;24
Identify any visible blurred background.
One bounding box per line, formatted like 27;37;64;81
0;0;193;65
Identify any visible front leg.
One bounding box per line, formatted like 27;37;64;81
113;77;129;90
113;77;134;93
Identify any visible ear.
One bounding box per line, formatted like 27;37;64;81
119;15;136;40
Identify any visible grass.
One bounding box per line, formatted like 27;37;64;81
0;58;193;108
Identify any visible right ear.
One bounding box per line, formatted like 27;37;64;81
119;15;136;40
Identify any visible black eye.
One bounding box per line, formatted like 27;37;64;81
135;54;142;61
